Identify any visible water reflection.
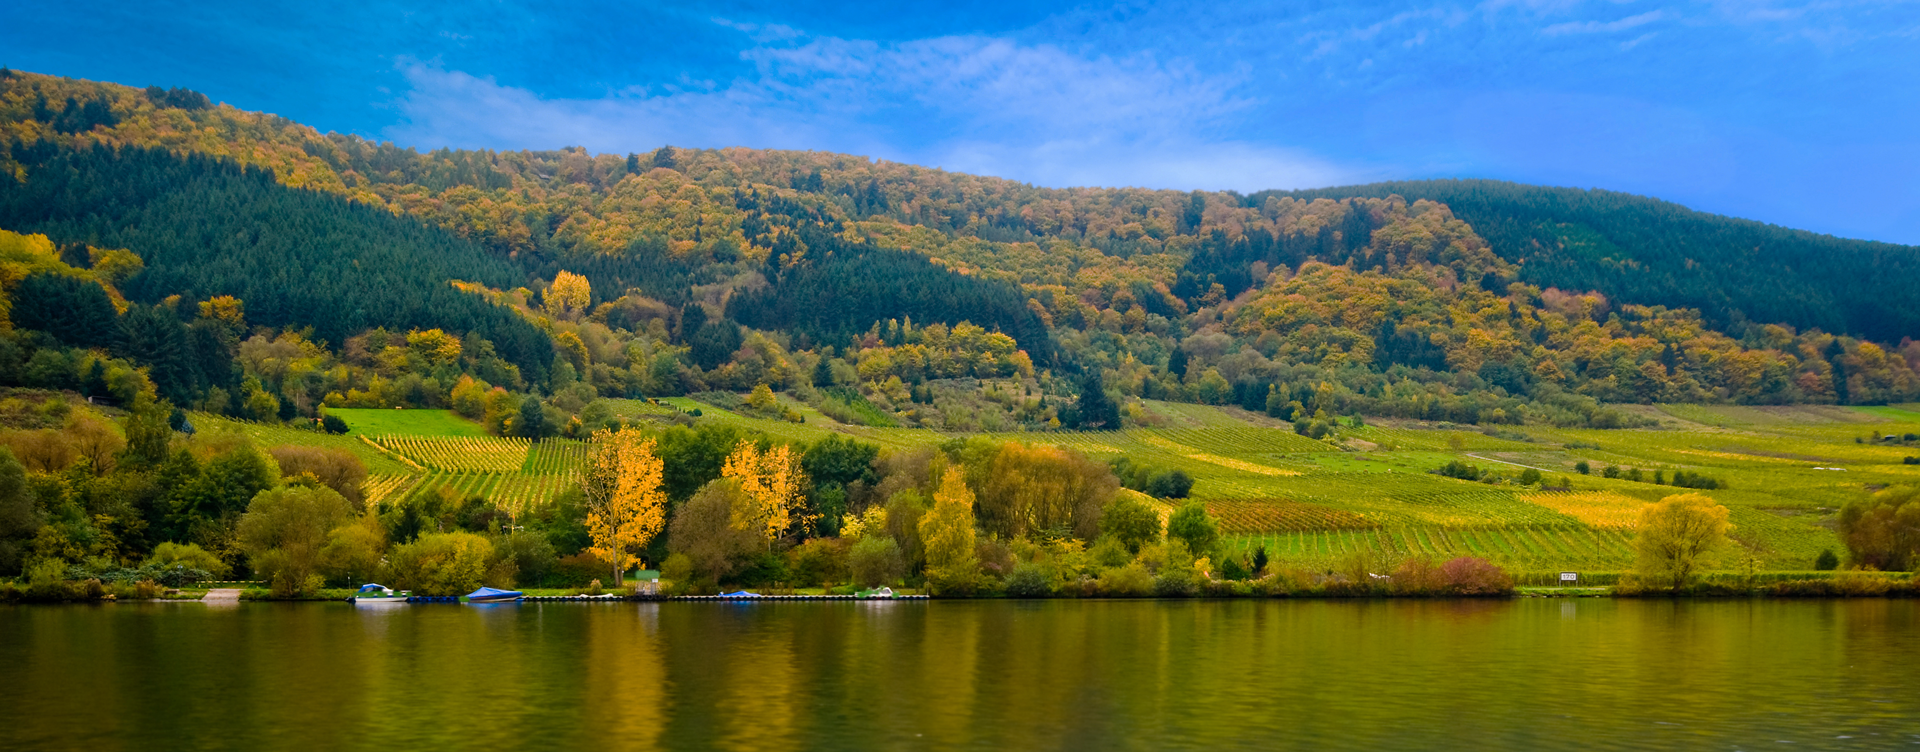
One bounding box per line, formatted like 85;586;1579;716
2;599;1918;750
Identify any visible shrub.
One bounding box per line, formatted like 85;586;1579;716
1004;562;1053;598
1218;556;1248;581
1390;556;1446;596
1435;461;1483;481
1152;568;1198;597
386;532;495;595
320;414;349;434
786;538;849;588
146;542;231;580
1099;562;1155;597
552;552;609;587
1439;556;1514;595
1814;549;1840;571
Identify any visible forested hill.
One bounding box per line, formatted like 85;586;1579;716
1257;180;1920;344
1;68;1917;433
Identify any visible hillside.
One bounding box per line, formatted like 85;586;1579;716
1;68;1918;436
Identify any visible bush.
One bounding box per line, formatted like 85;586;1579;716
1098;562;1155;597
1218;556;1248;581
1004;562;1053;598
553;551;610;588
320;414;349;434
386;532;495;596
1435;461;1484;481
1814;549;1840;571
1440;556;1514;595
786;538;849;588
146;542;230;580
1152;568;1198;597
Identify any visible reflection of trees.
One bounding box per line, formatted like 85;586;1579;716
587;604;666;749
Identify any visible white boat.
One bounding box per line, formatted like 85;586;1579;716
349;584;409;604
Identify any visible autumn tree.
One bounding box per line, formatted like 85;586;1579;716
1633;493;1731;592
975;442;1117;540
920;466;980;593
1837;485;1919;571
583;428;668;584
544;270;591;319
722;440;809;543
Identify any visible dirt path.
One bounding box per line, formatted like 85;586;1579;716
202;588;242;602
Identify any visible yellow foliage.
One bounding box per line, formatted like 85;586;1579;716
198;295;245;326
584;429;668;581
406;328;463;365
545;270;592;318
722;441;809;541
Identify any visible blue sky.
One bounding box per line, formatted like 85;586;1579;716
5;1;1918;243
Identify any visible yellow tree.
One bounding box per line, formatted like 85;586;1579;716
545;270;591;319
722;440;809;543
920;466;980;593
1634;493;1731;592
584;428;667;585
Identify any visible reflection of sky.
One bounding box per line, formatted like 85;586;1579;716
4;2;1916;243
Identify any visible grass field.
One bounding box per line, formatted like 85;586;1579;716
323;408;488;437
243;393;1920;574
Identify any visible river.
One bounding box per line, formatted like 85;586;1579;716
2;598;1916;750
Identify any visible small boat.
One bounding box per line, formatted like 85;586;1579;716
855;587;896;600
720;590;761;598
465;587;524;604
350;584;409;604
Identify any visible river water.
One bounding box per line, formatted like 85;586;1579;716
2;598;1916;750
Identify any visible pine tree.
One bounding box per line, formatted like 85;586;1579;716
516;391;550;441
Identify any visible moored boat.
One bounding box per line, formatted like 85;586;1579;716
855;587;896;600
465;587;523;603
350;584;409;604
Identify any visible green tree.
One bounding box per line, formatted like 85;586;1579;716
237;485;355;596
0;448;44;576
121;394;174;470
1166;500;1221;557
1100;493;1162;553
1633;493;1732;592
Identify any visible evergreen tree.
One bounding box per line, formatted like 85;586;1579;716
516;391;551;442
811;347;836;387
1072;371;1120;430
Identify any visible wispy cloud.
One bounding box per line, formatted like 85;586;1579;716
1542;10;1666;35
384;28;1368;191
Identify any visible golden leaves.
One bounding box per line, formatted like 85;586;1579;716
584;429;667;575
722;440;809;542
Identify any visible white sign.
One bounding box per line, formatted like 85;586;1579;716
1559;572;1578;583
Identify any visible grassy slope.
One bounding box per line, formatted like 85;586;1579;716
257;395;1919;574
324;409;488;437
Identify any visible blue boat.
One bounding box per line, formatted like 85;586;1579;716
465;587;523;603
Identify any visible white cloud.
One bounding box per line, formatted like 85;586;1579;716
1542;10;1666;35
382;31;1368;192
